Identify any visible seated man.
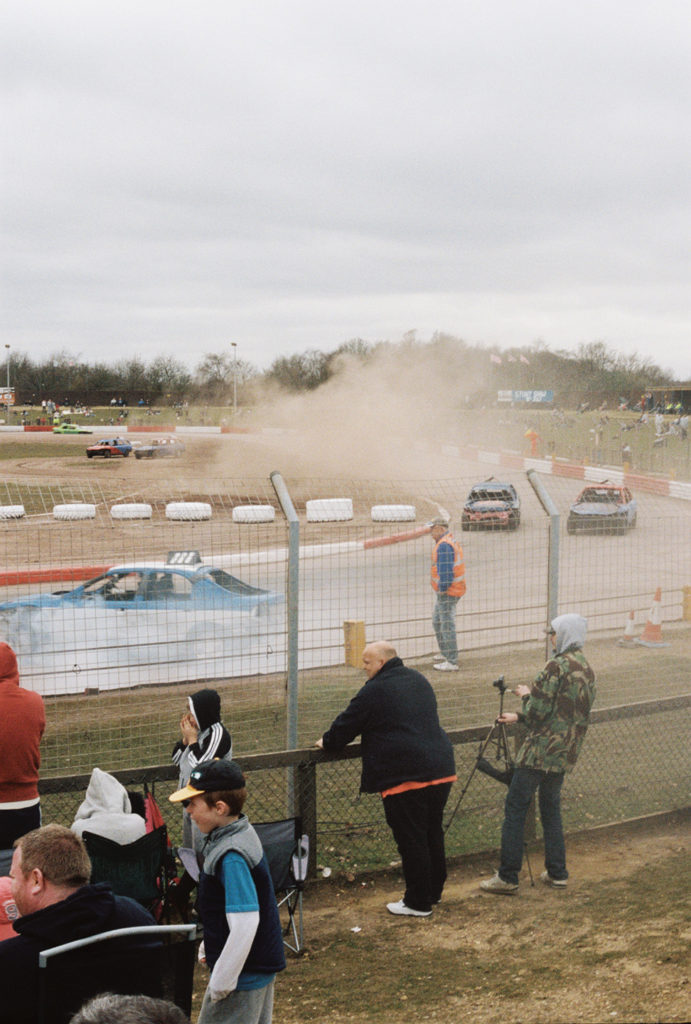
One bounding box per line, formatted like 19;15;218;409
0;824;161;1024
69;993;190;1024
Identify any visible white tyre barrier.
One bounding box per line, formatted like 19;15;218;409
306;498;353;522
110;503;153;520
232;505;275;523
53;504;96;521
371;504;416;522
0;505;26;519
165;502;212;521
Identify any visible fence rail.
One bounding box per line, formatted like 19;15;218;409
40;694;691;878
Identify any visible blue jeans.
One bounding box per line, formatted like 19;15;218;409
433;593;460;664
498;766;567;885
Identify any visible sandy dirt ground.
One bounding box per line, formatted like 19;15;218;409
268;812;690;1024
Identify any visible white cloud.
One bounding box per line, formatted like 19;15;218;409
2;0;690;377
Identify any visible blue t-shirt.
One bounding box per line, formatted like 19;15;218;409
220;852;271;991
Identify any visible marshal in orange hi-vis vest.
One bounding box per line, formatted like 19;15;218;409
431;533;466;597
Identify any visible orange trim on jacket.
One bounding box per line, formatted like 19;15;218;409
381;775;458;799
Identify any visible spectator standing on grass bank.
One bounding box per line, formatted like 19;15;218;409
480;614;596;895
172;689;232;854
0;642;45;849
429;518;466;671
316;641;456;917
169;761;286;1024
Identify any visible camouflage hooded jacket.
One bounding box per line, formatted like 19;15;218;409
516;615;596;774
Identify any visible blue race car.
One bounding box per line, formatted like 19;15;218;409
0;551;284;694
567;483;637;535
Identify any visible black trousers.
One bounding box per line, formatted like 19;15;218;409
383;782;452;912
0;803;41;849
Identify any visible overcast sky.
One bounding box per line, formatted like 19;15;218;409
2;0;690;379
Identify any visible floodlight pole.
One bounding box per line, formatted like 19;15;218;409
4;345;10;425
231;342;238;417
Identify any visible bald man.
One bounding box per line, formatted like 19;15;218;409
316;642;456;917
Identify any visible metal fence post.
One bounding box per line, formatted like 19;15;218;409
296;760;318;876
270;471;300;752
526;468;560;659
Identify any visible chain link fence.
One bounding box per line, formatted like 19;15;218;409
1;467;689;873
39;695;690;876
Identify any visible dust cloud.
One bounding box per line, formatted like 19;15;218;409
212;342;491;480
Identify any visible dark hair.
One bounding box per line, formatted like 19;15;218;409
200;788;247;816
15;824;91;888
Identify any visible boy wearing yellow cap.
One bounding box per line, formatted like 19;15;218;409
169;760;285;1024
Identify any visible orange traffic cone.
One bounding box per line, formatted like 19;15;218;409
634;588;670;648
617;610;637;647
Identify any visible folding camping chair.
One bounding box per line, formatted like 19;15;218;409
37;922;196;1024
254;817;309;954
83;826;170;920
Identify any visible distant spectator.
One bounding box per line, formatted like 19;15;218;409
0;643;45;849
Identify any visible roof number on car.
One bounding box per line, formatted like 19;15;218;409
166;550;202;565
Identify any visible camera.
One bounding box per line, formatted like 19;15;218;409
492;675;507;694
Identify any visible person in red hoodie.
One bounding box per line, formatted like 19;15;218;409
0;642;46;849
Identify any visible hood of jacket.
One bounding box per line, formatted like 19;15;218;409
71;767;146;844
13;883;120;948
0;642;19;687
73;767;132;819
551;613;587;655
189;688;222;732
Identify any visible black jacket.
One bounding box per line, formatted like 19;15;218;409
321;657;455;793
0;883;159;1024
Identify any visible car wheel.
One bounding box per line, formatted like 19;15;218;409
103;449;111;458
86;452;93;458
123;451;130;457
461;515;471;531
567;518;576;535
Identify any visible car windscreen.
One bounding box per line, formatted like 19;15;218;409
580;489;619;503
470;489;513;502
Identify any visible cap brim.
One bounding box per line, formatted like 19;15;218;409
168;783;205;803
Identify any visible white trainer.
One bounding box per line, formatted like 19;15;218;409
433;661;459;671
386;899;432;917
479;872;519;894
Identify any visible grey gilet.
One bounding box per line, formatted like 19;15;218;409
202;814;263;876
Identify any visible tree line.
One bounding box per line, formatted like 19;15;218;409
5;336;677;410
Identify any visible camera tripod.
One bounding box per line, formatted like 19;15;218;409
444;675;534;884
